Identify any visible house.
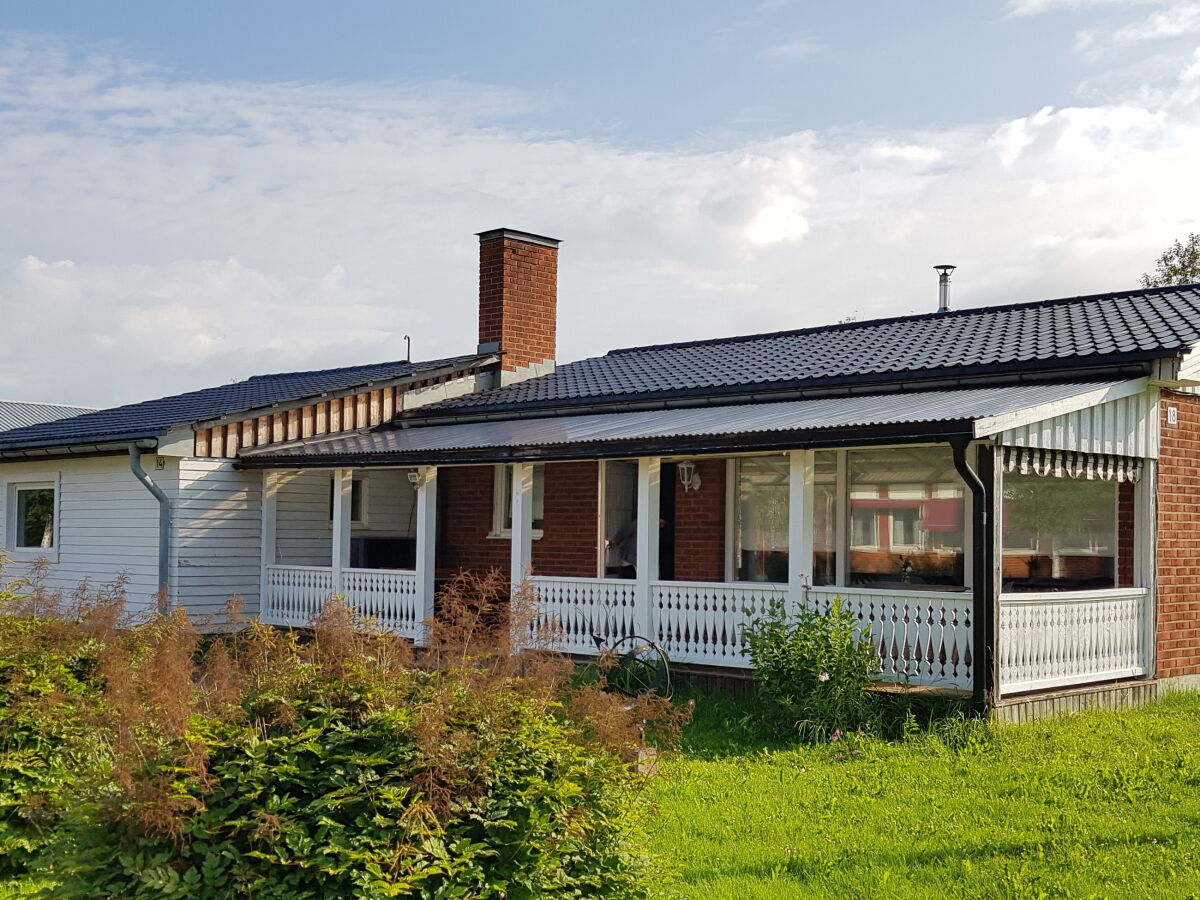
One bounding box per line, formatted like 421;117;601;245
0;400;94;432
3;227;1200;715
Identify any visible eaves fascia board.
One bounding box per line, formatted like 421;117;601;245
233;420;975;470
0;437;158;460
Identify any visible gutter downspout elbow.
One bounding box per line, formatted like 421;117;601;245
128;444;171;606
949;435;992;711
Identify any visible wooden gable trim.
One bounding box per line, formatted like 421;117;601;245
192;370;480;458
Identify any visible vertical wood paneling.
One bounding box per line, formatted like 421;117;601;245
998;392;1158;459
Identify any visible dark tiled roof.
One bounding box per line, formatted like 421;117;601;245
0;401;95;433
0;355;486;451
428;285;1200;415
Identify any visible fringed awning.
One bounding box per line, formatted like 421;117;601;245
1001;447;1141;483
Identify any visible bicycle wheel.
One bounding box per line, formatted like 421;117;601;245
607;634;671;698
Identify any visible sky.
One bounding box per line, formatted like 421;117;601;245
0;0;1198;407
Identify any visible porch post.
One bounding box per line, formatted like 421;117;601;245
788;450;814;611
260;471;277;620
331;467;353;595
510;462;534;587
415;466;438;643
635;458;661;640
1136;458;1157;678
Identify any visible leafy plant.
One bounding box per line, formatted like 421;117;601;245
5;569;677;898
743;597;879;737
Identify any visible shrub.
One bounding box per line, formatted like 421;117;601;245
0;562;124;878
37;570;673;898
743;597;879;737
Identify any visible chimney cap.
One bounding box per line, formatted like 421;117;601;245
934;264;956;275
477;227;561;248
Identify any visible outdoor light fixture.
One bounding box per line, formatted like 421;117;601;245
406;470;422;487
678;460;702;492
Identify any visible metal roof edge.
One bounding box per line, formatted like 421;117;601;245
971;377;1149;439
0;437;158;460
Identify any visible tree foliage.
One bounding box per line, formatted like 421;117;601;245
1140;233;1200;288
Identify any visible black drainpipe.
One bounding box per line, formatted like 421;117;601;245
128;444;171;605
949;436;994;710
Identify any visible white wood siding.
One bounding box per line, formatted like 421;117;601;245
994;389;1159;459
172;458;262;621
0;455;174;613
273;470;333;566
354;469;417;538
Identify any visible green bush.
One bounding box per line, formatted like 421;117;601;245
743;597;879;737
14;570;668;899
0;570;114;879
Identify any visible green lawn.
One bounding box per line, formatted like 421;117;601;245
650;692;1200;899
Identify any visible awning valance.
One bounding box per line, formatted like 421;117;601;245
1001;446;1141;483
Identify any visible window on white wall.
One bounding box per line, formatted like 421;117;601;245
493;464;545;537
9;483;55;550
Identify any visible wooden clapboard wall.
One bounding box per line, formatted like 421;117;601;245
193;369;478;459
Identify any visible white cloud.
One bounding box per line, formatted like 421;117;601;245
759;35;823;61
0;32;1198;409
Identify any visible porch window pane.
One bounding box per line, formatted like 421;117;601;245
812;451;837;585
1002;472;1116;592
735;456;789;583
847;447;965;589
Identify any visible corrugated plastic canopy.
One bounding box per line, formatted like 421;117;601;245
238;381;1134;467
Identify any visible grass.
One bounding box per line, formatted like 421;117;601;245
650;691;1200;899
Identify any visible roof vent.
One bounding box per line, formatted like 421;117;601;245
934;264;956;313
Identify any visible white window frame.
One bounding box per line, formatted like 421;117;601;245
5;477;60;562
489;463;544;540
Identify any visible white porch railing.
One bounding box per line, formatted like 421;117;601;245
529;576;974;690
262;565;422;639
527;577;640;656
652;580;786;668
342;568;422;640
262;565;335;627
810;587;974;690
998;588;1149;694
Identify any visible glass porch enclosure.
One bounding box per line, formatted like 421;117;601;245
257;443;1153;697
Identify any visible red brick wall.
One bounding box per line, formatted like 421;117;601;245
673;459;727;581
435;462;598;578
1156;390;1200;678
478;234;557;371
436;465;508;576
533;462;599;577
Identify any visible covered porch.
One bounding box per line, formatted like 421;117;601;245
248;379;1159;702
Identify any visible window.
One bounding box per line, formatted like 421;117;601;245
328;477;366;525
9;483;55;551
846;447;965;589
493;464;545;536
734;456;789;583
1002;472;1117;591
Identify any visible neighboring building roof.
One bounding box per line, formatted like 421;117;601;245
239;381;1125;467
0;354;490;452
425;285;1200;416
0;400;96;432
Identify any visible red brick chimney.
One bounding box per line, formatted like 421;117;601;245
477;228;560;373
